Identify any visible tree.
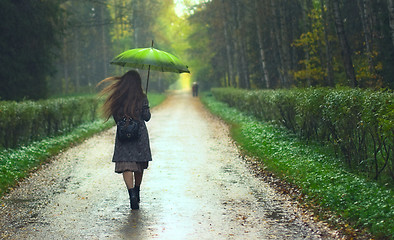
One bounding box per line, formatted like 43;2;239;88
0;0;63;100
389;0;394;48
254;0;270;88
292;7;327;86
184;0;394;89
330;0;358;87
232;0;250;89
320;0;335;87
221;0;235;87
52;0;113;95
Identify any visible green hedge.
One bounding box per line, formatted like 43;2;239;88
0;120;113;196
0;96;100;149
212;88;394;184
202;93;393;239
0;93;166;196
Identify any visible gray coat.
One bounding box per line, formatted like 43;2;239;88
112;97;152;163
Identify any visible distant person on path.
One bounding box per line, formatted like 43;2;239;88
97;70;152;210
192;82;199;97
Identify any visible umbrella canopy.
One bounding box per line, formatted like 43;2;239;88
110;42;190;93
110;47;190;74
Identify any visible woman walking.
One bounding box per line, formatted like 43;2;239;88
98;70;152;210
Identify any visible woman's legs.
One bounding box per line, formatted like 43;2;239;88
122;170;144;189
133;171;143;203
134;171;143;187
124;171;138;209
123;170;144;209
122;171;134;190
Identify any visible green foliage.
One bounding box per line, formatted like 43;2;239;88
0;96;100;149
186;8;218;91
101;0;182;92
353;50;384;88
0;0;63;100
201;92;394;238
211;87;394;184
0;93;166;197
185;0;394;89
292;8;327;86
146;93;167;108
52;1;113;95
0;120;113;196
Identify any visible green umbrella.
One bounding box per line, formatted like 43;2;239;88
110;41;190;92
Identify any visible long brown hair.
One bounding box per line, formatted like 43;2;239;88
97;70;145;120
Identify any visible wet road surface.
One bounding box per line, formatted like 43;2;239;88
0;91;338;239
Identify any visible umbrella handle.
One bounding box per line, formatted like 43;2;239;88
145;40;154;94
146;65;150;93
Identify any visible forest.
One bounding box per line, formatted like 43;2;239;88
189;0;394;90
0;0;184;100
0;1;393;237
1;0;394;101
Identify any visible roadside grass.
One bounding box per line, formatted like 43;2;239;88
0;93;166;197
201;92;393;239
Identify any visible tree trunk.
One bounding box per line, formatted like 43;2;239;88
321;0;335;87
331;0;357;87
113;0;122;75
230;1;241;88
388;0;394;48
132;0;140;47
278;0;292;87
62;37;69;94
235;0;250;89
303;0;313;86
62;11;69;94
100;5;108;77
270;0;285;87
232;31;240;88
254;0;270;89
75;33;80;92
357;0;375;73
222;0;235;87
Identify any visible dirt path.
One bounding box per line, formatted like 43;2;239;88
0;91;339;239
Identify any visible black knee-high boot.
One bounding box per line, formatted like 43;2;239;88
128;188;139;210
134;186;140;202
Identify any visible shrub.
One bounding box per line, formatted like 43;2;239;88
0;96;100;149
0;93;166;196
212;87;394;184
202;92;393;239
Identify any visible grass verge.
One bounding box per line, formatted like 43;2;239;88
0;93;166;197
201;92;393;239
